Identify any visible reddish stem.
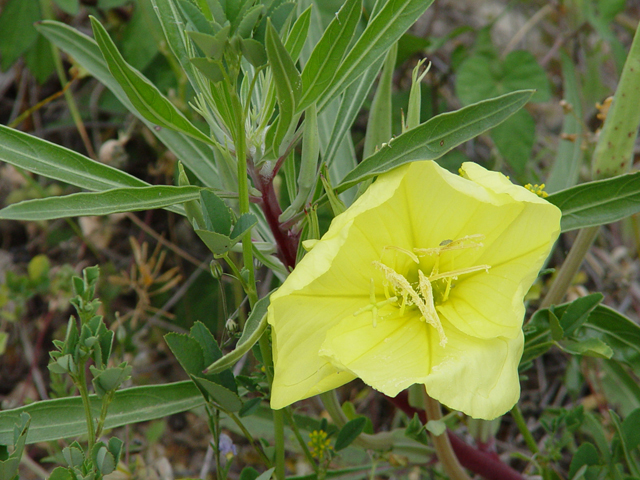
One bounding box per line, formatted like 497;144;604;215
250;164;298;270
387;392;525;480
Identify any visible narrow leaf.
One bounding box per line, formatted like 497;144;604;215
90;17;216;147
265;19;301;152
547;170;640;232
37;20;220;187
307;0;434;113
205;293;271;374
337;90;534;192
0;186;200;221
0;124;148;191
0;382;204;445
299;0;361;109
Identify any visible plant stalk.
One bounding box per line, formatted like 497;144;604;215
423;392;471;480
510;404;539;454
540;226;599;308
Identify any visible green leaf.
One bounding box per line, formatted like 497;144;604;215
559;293;603;336
334;417;367;451
362;42;396;158
241;38;267;67
299;0;361;109
546;51;584;193
178;0;215;34
581;305;640;370
190;57;226;82
308;0;434;113
457;50;551;105
0;0;40;70
48;467;74;480
569;443;600;479
191;376;243;412
188;27;230;59
558;338;613;359
265;19;302;153
200;189;232;234
204;293;271;373
230;213;258;238
283;5;311;62
622;408;640;451
237;5;264;38
0;124;148;192
165;333;205;377
90;17;216;147
404;413;429;446
337;90;534;192
37;20;220;188
489;109;535;175
548;170;640;232
549;310;564;341
255;467;276;480
53;0;80;15
0;413;29;480
0;382;203;445
0;186;199;221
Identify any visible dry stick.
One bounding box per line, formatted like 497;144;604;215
423;391;471;480
125;212;204;267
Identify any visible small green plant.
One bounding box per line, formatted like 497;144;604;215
47;266;130;480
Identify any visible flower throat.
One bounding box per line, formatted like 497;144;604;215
355;235;491;347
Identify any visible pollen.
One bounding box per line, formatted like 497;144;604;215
308;430;333;462
372;261;447;347
524;183;549;198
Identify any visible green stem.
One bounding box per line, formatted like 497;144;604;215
227;412;271;466
258;330;286;479
75;365;96;450
234;100;258;308
510;404;539;455
284;408;318;473
423;391;470;480
273;409;286;480
319;391;394;450
94;390;115;441
40;0;96;159
540;226;599;308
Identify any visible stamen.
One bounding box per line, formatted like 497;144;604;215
418;270;447;347
429;264;491;282
382;245;420;264
374;262;447;345
414;234;485;257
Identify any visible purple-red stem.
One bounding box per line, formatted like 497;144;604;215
387;392;525;480
249;164;298;270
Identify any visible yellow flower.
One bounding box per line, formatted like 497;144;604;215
268;161;561;420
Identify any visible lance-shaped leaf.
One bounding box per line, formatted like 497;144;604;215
547;170;640;232
0;186;200;221
336;90;534;192
0;124;148;191
90;17;216;147
305;0;434;113
298;0;361;110
265;19;301;153
205;293;271;374
37;20;220;188
0;382;203;445
284;5;311;62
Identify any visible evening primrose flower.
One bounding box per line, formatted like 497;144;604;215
268;161;561;420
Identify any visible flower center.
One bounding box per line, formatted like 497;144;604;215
354;235;491;347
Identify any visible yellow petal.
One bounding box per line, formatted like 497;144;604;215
269;295;359;409
423;324;524;420
319;310;434;397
